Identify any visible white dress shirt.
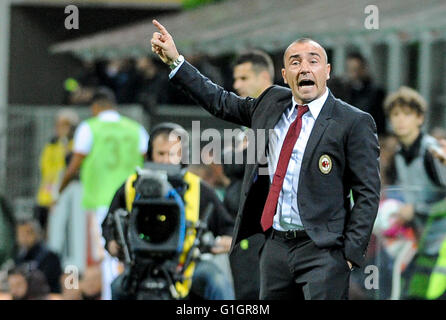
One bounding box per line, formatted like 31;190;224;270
269;88;329;231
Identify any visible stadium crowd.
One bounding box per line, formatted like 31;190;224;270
1;50;446;300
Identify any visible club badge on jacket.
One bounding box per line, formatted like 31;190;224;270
319;154;332;174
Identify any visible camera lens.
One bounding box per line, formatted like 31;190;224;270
136;203;179;244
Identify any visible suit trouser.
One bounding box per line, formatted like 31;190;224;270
229;234;263;300
259;229;351;300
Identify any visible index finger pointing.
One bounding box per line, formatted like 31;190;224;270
152;19;169;35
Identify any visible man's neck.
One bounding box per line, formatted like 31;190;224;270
95;108;116;116
293;87;329;107
399;130;421;148
254;83;273;99
293;87;328;106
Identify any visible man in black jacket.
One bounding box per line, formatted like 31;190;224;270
151;20;380;300
15;219;62;293
344;52;387;135
225;50;275;300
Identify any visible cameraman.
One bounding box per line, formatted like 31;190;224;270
102;123;235;300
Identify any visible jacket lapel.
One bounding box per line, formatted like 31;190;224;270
264;95;293;150
300;92;335;171
249;95;291;188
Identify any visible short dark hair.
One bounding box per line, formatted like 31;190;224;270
234;50;274;81
8;265;50;300
91;86;116;107
16;218;42;237
347;52;367;66
8;265;27;278
147;122;188;162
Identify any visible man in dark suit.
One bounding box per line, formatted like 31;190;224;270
151;19;380;300
227;50;275;300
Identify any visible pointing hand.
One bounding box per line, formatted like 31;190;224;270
151;19;180;65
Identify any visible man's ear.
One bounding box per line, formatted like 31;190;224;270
281;68;288;84
259;70;270;83
326;63;331;80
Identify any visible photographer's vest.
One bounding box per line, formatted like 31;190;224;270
125;171;201;298
394;134;445;215
81;116;143;209
37;138;73;207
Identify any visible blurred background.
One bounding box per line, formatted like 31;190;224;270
1;0;446;300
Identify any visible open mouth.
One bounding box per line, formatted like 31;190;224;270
298;79;315;88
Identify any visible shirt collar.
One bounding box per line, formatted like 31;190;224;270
287;87;329;120
97;109;120;120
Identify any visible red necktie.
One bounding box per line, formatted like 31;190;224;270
260;104;310;232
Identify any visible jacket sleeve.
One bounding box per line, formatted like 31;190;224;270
170;61;255;127
343;112;381;267
199;182;235;237
102;183;126;252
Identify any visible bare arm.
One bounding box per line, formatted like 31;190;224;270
59;153;86;194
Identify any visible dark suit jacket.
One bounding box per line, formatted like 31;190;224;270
15;242;62;293
171;61;381;267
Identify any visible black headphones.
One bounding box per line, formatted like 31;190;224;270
147;122;188;162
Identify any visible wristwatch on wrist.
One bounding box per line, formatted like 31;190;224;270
169;54;184;70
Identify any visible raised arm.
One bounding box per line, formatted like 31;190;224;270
151;19;180;65
150;20;256;127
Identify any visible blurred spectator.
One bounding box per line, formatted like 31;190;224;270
35;108;79;232
188;162;230;201
7;266;50;300
327;76;349;101
80;265;102;300
430;126;446;140
66;85;96;105
419;135;446;300
135;56;169;113
59;272;82;300
232;50;275;98
225;49;275;216
77;60;101;87
102;122;235;300
167;54;224;105
221;147;245;220
103;59;140;104
0;196;15;268
344;52;387;135
189;54;224;88
14;219;62;293
225;50;274;300
432;139;446;165
189;147;230;199
384;86;446;233
379;134;399;186
382;86;446;299
59;87;148;300
64;60;100;105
